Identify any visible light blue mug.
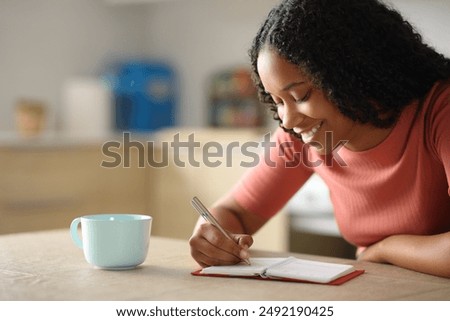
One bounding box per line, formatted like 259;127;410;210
70;214;152;270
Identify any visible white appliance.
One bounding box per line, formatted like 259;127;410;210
61;78;113;138
286;174;340;237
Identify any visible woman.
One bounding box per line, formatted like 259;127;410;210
189;0;450;277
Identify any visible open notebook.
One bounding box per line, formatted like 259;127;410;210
192;257;364;285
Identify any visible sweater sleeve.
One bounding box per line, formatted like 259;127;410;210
231;128;314;219
428;80;450;195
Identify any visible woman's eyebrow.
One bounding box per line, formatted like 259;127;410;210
281;81;306;91
265;81;306;95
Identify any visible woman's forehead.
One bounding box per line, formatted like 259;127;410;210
257;49;310;90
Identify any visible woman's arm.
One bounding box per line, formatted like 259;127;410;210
189;193;269;268
357;231;450;278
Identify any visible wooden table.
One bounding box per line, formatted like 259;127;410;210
1;229;449;300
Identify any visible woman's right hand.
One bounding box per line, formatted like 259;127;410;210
189;221;253;268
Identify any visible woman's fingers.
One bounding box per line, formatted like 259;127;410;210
189;223;253;267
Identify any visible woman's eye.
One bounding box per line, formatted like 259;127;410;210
296;89;312;103
271;97;283;107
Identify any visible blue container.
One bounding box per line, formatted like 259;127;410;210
110;61;176;132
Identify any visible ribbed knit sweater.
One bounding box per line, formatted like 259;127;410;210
232;80;450;247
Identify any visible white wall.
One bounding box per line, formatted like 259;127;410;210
143;0;279;127
1;0;449;132
388;0;450;56
0;0;148;132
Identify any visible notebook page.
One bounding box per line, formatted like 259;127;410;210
264;257;355;283
200;257;286;276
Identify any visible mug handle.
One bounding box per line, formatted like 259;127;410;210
70;218;83;249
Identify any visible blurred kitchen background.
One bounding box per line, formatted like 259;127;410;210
1;0;449;258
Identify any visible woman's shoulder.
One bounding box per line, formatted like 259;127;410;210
423;78;450;113
419;78;450;159
420;79;450;126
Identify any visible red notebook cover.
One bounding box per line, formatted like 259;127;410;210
191;269;364;285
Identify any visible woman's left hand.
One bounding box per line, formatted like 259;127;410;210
356;241;385;263
355;232;450;278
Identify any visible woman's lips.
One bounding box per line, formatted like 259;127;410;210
293;121;323;143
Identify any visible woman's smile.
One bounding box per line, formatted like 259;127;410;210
293;121;323;144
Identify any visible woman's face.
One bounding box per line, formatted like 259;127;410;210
257;47;369;155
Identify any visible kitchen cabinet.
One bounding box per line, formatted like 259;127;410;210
0;144;149;235
0;129;288;251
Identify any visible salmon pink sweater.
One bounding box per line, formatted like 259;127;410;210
232;80;450;247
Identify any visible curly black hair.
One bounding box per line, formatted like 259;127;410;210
249;0;450;129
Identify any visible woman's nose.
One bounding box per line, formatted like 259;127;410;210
281;103;304;129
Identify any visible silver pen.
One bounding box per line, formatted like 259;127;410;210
191;196;250;265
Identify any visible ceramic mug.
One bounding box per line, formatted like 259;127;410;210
70;214;152;270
